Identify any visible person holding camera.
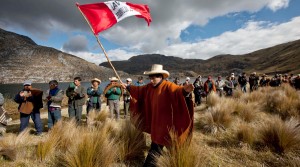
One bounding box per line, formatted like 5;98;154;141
14;80;43;135
43;80;64;130
66;77;86;125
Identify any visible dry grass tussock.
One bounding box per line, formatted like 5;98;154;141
2;96;19;119
199;99;234;134
264;90;299;119
259;116;300;154
156;131;208;167
0;129;38;161
233;101;258;123
206;92;220;107
236;124;256;146
115;119;147;166
86;110;110;127
59;125;118;167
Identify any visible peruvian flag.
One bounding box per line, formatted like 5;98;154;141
76;1;152;35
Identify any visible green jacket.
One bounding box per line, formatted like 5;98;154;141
105;87;121;100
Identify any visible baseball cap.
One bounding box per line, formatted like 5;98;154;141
23;80;32;86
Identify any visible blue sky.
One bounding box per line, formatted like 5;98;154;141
1;0;300;64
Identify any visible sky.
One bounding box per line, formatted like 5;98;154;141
1;0;300;65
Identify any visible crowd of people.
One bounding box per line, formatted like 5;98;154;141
172;72;300;106
0;65;299;166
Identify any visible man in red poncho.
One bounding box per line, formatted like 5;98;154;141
123;64;194;167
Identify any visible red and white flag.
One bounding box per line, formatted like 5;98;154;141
76;1;152;35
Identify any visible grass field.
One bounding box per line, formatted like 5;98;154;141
1;84;300;167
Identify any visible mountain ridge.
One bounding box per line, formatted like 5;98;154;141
100;39;300;78
0;28;129;84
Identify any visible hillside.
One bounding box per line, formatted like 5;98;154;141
100;40;300;78
0;28;129;84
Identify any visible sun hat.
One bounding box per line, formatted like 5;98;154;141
143;64;169;79
23;80;32;86
91;78;101;84
126;78;132;82
109;77;118;81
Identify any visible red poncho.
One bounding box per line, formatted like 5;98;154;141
129;80;194;146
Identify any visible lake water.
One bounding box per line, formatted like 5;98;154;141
0;77;202;98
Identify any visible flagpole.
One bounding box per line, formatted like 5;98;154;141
76;5;124;85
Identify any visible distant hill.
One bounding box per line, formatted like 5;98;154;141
100;40;300;78
0;28;129;84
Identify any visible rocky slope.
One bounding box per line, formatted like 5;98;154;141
100;40;300;78
0;28;128;84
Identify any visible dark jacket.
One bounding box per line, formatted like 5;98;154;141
238;76;247;86
66;85;86;107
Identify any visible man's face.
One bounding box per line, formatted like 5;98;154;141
92;81;99;87
126;80;132;85
49;84;57;90
149;74;162;86
24;85;31;91
74;79;80;86
111;81;117;85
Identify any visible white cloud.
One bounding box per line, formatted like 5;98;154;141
267;0;289;11
66;16;300;63
64;48;138;65
158;16;300;59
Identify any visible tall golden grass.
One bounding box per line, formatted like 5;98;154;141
259;116;300;154
156;131;208;167
1;85;300;166
115;120;147;166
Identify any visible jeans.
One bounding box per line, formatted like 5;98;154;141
124;101;130;117
241;85;247;93
86;103;101;115
143;142;164;167
48;107;62;129
108;100;120;119
20;110;43;134
68;105;83;124
194;94;201;105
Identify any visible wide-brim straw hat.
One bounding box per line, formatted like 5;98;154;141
91;78;101;84
109;77;118;81
143;64;169;79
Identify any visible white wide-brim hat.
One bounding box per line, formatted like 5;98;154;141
91;78;101;84
143;64;169;79
109;77;118;81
